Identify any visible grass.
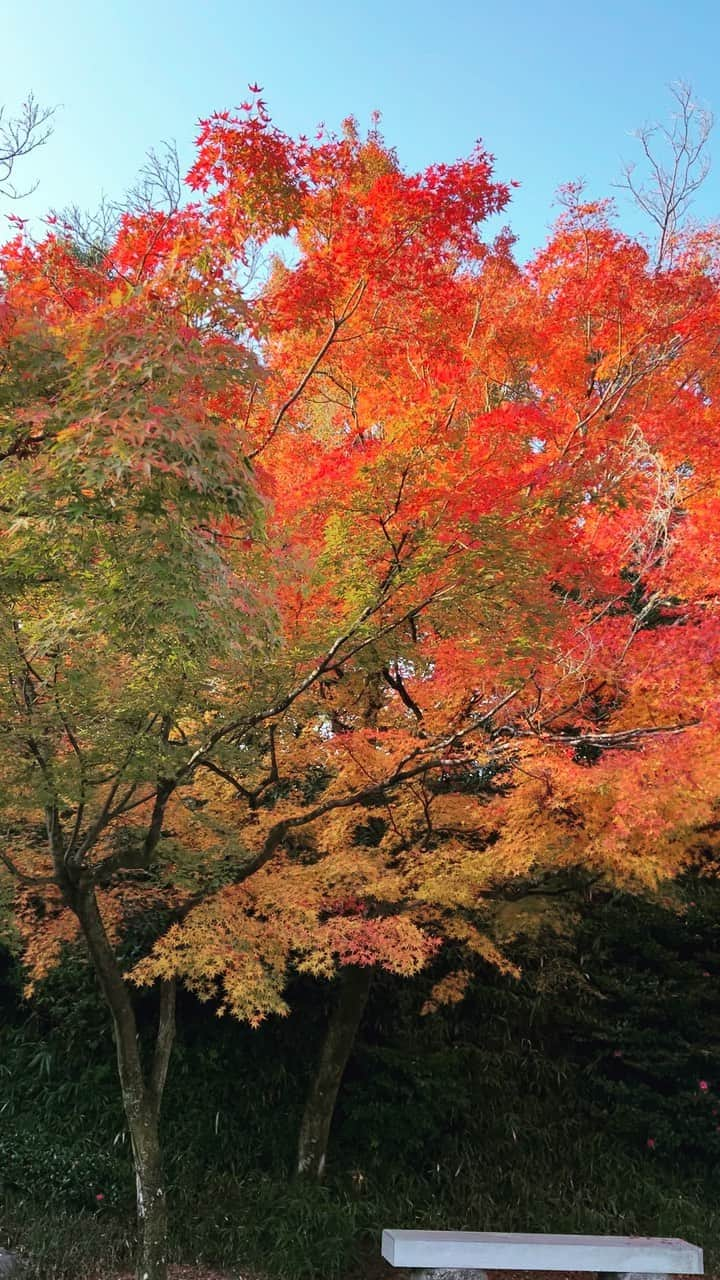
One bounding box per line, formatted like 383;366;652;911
4;1139;720;1280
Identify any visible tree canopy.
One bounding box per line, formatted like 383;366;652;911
1;93;719;1279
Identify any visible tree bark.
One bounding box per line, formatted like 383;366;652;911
296;965;372;1180
132;1102;169;1280
73;879;175;1280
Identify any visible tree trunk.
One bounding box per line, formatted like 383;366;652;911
72;879;175;1280
131;1102;169;1280
296;965;372;1180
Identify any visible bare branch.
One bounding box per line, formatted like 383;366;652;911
0;94;55;200
617;82;713;267
126;140;182;215
51;140;183;276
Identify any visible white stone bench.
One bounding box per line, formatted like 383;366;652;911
381;1230;703;1279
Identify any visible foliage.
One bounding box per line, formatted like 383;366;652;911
3;95;720;1018
3;90;720;1279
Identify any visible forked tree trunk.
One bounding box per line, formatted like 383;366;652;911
73;878;175;1280
296;965;372;1180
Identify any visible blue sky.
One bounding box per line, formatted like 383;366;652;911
3;0;719;258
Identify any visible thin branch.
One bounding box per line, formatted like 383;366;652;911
0;848;55;886
248;278;367;459
0;94;55;200
542;720;698;749
617;82;713;268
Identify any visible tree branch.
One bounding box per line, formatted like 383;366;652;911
149;978;176;1112
248;278;368;459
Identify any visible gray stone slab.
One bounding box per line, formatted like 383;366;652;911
0;1251;24;1279
381;1231;703;1274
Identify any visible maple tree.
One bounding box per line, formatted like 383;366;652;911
1;92;720;1278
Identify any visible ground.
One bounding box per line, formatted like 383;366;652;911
112;1269;237;1279
110;1271;705;1280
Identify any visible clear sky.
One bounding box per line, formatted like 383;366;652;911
3;0;719;258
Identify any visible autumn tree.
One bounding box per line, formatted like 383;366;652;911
0;104;520;1278
2;94;720;1276
135;111;720;1182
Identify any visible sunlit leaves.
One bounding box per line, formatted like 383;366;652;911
1;99;720;1028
